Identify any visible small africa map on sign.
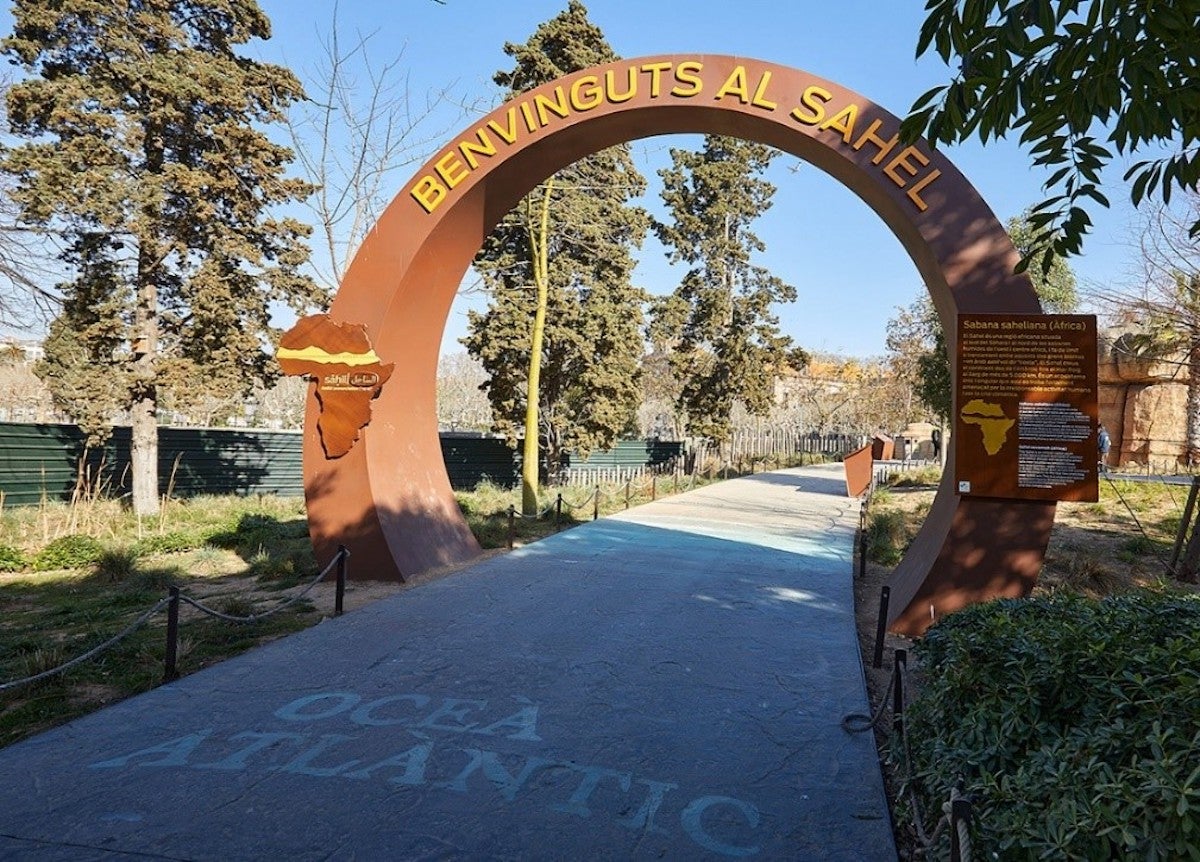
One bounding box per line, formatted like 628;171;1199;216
959;399;1014;456
276;315;394;459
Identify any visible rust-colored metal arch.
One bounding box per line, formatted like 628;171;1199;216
302;55;1055;637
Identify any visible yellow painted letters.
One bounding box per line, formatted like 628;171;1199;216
818;103;858;144
434;152;469;189
605;67;638;103
459;130;497;170
534;87;571;126
851;118;900;165
640;61;673;97
672;61;704;97
715;66;751;103
750;71;777;110
411;177;446;214
790;86;832;125
569;75;603;111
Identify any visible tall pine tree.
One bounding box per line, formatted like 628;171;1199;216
653;135;797;443
464;1;648;512
3;0;319;515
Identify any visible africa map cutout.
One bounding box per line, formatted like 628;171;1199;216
959;399;1014;456
276;315;394;458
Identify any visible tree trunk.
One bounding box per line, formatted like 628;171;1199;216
521;182;554;515
1187;332;1200;468
130;257;160;515
130;386;158;515
132;127;162;516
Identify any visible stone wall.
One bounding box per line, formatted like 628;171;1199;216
1098;332;1189;470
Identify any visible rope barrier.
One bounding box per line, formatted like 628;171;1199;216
0;597;172;692
1;548;349;693
559;488;599;511
842;648;975;861
509;500;558;520
840;664;895;733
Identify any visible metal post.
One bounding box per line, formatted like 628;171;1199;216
872;586;891;669
858;505;868;578
593;486;600;521
1170;475;1200;571
651;475;656;501
673;471;678;494
507;505;515;550
335;545;347;616
892;648;907;735
163;586;180;683
555;493;563;530
625;480;631;509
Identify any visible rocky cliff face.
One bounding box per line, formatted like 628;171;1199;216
1098;331;1189;470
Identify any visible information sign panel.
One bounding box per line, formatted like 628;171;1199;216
955;314;1098;502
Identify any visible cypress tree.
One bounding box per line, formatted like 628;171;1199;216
653;135;797;444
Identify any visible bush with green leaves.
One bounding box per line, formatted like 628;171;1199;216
31;535;106;572
901;590;1200;859
0;543;26;572
133;531;205;556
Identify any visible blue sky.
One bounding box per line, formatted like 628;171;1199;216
11;1;1145;355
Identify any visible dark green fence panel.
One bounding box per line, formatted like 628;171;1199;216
157;427;304;497
0;423;522;503
0;422;97;505
0;422;306;504
440;434;518;489
0;423;684;504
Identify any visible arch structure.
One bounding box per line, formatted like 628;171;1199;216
299;55;1055;638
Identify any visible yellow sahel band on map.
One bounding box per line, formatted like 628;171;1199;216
276;346;382;366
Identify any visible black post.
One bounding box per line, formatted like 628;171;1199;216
872;586;891;669
163;586;180;683
651;475;657;501
507;506;516;549
892;648;907;735
555;493;563;530
335;545;347;616
593;487;600;521
1170;475;1200;572
858;506;868;578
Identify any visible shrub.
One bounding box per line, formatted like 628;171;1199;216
133;531;203;556
866;508;908;565
0;543;26;572
91;547;141;583
32;535;105;571
901;590;1200;860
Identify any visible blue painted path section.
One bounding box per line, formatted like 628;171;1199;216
0;464;895;860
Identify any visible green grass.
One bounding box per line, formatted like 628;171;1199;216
454;471;728;548
0;494;320;748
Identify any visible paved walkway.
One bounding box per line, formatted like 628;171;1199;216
0;465;895;861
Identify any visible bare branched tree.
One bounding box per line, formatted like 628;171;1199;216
1090;192;1200;467
0;76;63;331
286;6;466;292
437;351;490;432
